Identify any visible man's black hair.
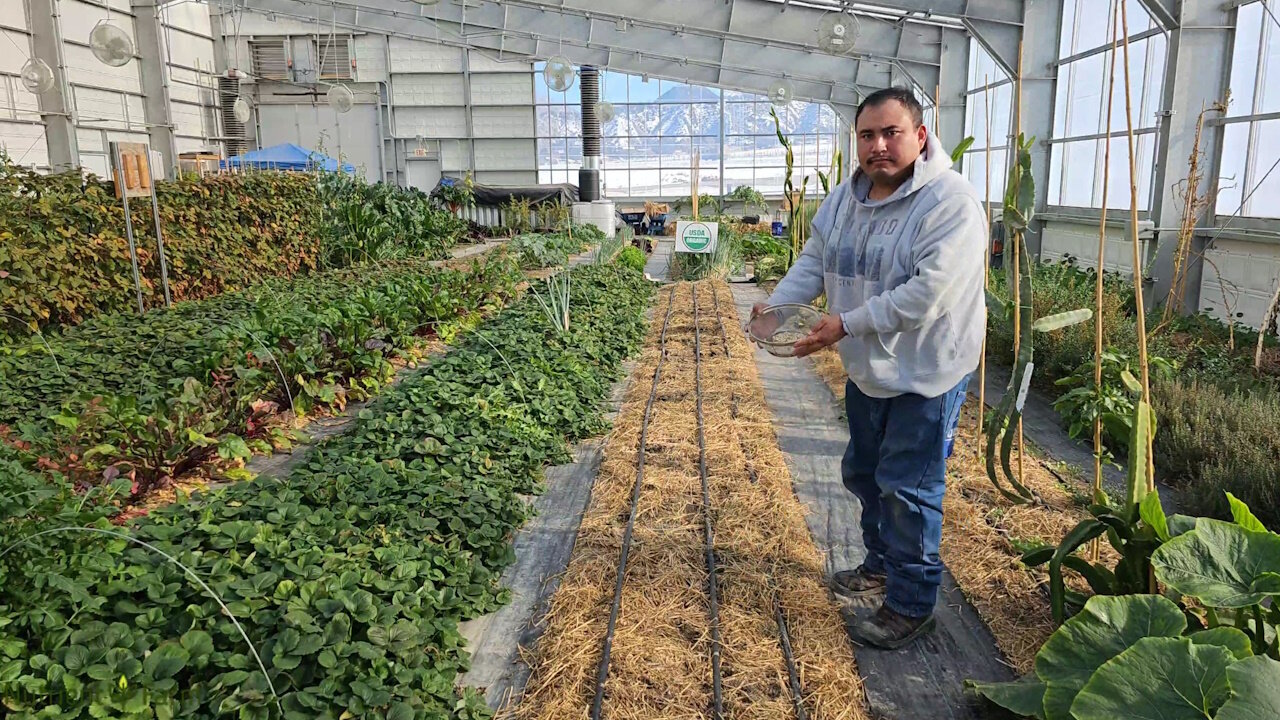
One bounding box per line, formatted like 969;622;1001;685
855;87;924;128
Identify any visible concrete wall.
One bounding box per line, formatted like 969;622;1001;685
0;0;219;173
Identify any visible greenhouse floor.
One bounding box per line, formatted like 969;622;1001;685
454;246;1020;719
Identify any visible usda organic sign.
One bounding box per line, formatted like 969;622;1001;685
676;221;719;254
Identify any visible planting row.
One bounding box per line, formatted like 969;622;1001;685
0;262;653;719
0;252;522;500
0;159;470;340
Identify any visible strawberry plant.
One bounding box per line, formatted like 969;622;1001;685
0;263;651;719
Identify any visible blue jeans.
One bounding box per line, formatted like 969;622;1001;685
841;375;970;618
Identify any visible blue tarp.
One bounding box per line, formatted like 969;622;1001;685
221;143;356;174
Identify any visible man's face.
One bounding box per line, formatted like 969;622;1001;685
855;100;927;187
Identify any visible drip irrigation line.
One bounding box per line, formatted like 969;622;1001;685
705;283;806;720
709;282;730;356
589;284;677;720
692;283;726;720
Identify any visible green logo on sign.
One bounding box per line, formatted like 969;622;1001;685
683;223;712;251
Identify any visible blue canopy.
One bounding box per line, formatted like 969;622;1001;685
221;143;356;174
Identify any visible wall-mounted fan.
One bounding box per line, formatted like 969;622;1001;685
90;20;134;67
595;100;616;123
767;78;795;107
543;55;576;92
20;58;55;94
232;97;252;124
817;12;859;55
327;84;355;113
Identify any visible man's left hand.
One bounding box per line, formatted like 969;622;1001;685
793;314;846;357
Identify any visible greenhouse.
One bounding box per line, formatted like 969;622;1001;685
2;0;1279;718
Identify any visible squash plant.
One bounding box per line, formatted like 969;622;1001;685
970;493;1280;719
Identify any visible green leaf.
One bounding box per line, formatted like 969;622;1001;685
1119;369;1143;394
1139;492;1169;542
387;703;416;720
143;642;189;681
1032;309;1093;333
949;136;976;164
1034;594;1186;720
1216;656;1280;720
1190;627;1253;660
1124;401;1152;512
180;630;214;659
1070;637;1234;720
1227;492;1268;533
967;674;1046;719
1151;518;1280;608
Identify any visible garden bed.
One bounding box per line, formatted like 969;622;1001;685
986;260;1280;526
0;250;523;508
0;262;651;719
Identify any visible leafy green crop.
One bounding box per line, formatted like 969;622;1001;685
0;253;521;498
0;263;652;719
510;232;589;269
316;173;466;268
0;158;324;342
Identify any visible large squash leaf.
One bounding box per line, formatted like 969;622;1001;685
967;673;1046;719
1151;518;1280;608
1034;594;1185;720
1070;637;1234;720
1216;656;1280;720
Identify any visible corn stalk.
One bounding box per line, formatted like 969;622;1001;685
771;107;801;268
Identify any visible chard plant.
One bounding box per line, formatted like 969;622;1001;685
984;134;1093;503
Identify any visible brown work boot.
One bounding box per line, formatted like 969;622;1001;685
848;604;936;650
830;564;887;599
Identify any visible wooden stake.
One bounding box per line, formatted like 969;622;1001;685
977;74;992;449
1118;0;1154;494
1090;8;1121;562
934;84;942;137
693;149;701;220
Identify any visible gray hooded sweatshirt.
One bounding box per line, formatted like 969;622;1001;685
766;132;987;399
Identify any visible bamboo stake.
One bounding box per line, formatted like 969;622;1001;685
1090;8;1121;562
977;74;992;449
1118;0;1154;494
1014;41;1025;487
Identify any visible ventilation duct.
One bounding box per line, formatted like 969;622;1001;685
218;73;247;159
578;65;600;201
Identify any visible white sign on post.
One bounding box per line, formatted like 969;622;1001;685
676;220;719;254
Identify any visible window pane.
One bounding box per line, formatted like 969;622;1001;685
1246;119;1280;217
726;102;755;134
1060;0;1078;57
698;167;721;197
693;136;719;165
631;168;660;195
602;168;629;197
534;63;550;103
1261;24;1280;114
726;136;755;167
691;103;719;135
661;168;691;197
754;166;786;195
566;138;583;170
630;104;660;135
537;139;553;169
536;106;551;136
1066;53;1106;136
660;104;689;134
724;166;755;193
1060;139;1099;207
629;74;659;103
601;70;628;103
1228;3;1263;117
1216;121;1249;214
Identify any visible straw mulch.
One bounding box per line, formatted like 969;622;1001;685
514;281;866;720
808;347;1110;674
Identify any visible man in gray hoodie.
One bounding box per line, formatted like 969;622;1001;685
753;87;986;649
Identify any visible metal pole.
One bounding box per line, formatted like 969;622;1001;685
149;179;172;307
114;143;146;315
